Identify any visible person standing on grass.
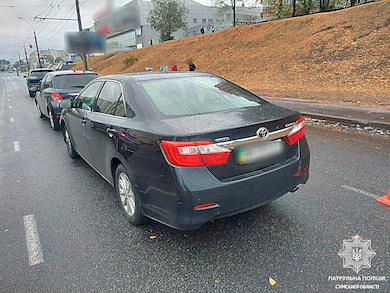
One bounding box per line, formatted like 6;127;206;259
189;61;196;71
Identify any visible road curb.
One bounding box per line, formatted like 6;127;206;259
302;112;390;131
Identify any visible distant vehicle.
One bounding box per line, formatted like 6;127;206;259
59;72;310;230
55;61;75;71
35;70;98;130
26;68;53;97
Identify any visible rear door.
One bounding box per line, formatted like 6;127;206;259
66;81;103;164
85;81;127;181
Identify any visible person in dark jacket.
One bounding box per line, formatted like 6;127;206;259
189;61;196;71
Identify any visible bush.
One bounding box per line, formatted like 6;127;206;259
123;56;139;66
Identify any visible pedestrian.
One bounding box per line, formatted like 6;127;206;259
211;25;215;33
189;61;196;71
200;27;205;34
171;63;177;71
160;65;169;72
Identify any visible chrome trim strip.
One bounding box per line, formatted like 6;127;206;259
216;126;293;150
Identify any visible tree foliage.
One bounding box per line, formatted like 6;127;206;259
147;0;189;43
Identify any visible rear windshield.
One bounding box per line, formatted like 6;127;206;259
138;76;266;116
30;71;51;79
52;74;98;89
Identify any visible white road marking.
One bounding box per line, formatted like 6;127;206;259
9;106;12;109
23;215;44;266
10;117;15;123
14;141;20;152
342;185;379;200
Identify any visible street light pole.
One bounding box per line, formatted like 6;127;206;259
18;17;42;68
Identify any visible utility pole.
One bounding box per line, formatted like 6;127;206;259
24;46;30;70
33;30;42;68
75;0;88;71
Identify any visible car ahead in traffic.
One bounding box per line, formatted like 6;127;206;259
26;68;53;97
35;70;98;130
59;72;310;230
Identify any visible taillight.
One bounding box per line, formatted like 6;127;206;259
160;141;231;167
50;92;63;102
284;117;305;145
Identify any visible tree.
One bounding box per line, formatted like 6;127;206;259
215;0;247;26
147;0;189;43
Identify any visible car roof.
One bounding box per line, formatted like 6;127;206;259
96;72;213;82
49;70;98;76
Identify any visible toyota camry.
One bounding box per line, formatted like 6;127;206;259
59;72;310;230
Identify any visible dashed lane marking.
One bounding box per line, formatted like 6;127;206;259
10;117;14;123
23;215;44;266
342;185;379;200
14;141;20;152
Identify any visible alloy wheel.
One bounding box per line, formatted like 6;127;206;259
49;110;55;128
118;173;136;217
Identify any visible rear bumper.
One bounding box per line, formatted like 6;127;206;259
143;139;310;231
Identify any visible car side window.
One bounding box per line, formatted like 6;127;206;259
94;81;123;116
75;82;102;111
115;95;127;117
45;74;52;89
40;75;47;89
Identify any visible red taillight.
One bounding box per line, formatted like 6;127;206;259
284;117;305;145
160;141;231;167
193;202;218;210
50;92;63;102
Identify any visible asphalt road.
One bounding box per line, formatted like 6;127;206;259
0;74;389;292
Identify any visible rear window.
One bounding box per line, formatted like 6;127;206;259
138;76;266;116
30;71;51;79
52;74;98;89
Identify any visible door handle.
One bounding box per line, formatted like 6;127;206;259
106;128;116;138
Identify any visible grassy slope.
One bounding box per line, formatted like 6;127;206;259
76;0;390;106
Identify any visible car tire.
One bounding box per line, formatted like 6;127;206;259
35;100;44;118
29;91;35;97
48;108;60;130
115;164;147;226
63;125;78;159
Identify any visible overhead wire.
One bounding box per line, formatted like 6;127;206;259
36;0;76;44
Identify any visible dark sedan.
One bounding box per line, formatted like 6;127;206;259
26;68;53;97
59;72;310;230
35;70;98;130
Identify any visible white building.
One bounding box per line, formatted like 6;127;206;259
94;0;264;53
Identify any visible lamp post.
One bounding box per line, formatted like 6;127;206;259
18;17;42;68
14;36;30;71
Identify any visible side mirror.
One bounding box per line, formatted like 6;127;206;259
59;98;72;109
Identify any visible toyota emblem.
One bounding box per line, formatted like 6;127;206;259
256;127;269;140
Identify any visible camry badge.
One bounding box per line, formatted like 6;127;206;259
256;127;269;140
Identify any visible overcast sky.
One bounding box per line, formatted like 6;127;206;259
0;0;211;63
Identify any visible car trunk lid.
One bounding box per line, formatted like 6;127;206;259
161;104;302;180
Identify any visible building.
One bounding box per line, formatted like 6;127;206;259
94;0;264;53
29;49;75;68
